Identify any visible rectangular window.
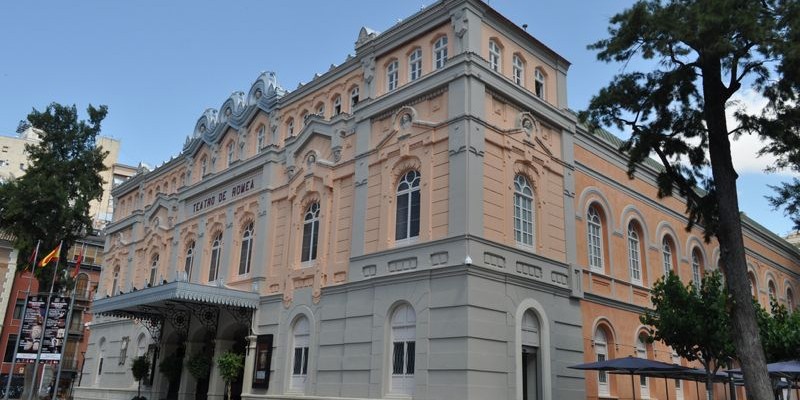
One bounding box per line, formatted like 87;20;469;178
4;335;17;362
209;248;219;281
387;62;399;91
13;299;24;320
597;353;607;383
292;347;308;375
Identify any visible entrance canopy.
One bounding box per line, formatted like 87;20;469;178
92;281;259;339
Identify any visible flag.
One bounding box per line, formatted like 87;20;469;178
38;243;61;267
72;245;84;278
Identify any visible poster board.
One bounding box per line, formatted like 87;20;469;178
251;334;273;389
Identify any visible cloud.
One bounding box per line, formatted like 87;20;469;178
726;89;796;176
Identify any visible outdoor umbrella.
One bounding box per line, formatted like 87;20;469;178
728;360;800;400
570;356;689;400
614;366;732;400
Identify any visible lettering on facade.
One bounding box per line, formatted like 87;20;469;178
190;177;257;214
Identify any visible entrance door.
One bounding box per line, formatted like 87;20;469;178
522;346;539;400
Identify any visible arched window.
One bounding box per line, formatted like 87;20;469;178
433;35;448;69
768;280;777;301
637;334;650;398
257;126;265;153
333;95;342;115
301;203;320;263
200;156;208;177
387;60;399;91
587;206;604;272
628;222;643;285
748;271;757;297
489;40;501;72
111;266;119;296
184;241;195;281
149;254;159;287
96;338;106;385
208;232;222;281
300;110;308;127
787;287;795;310
287;118;295;137
75;273;89;299
512;54;525;85
691;250;703;290
521;310;542;400
395;170;421;242
534;69;546;98
409;48;422;81
390;304;416;396
662;236;675;277
290;316;310;392
514;175;534;247
316;102;325;117
239;222;254;275
227;141;235;167
350;86;360;109
594;328;610;396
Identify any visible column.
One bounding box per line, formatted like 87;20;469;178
207;339;233;400
241;335;257;396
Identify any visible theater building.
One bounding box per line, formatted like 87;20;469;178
74;1;800;400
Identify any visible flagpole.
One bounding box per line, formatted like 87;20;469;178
50;242;82;400
26;241;62;400
3;241;40;400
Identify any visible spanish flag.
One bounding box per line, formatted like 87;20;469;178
39;243;61;267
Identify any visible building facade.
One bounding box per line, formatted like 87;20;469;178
76;1;800;400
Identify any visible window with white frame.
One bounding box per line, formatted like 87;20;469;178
514;174;534;247
227;142;235;167
534;69;545;98
290;317;310;392
149;254;159;287
208;232;222;281
333;95;342;115
409;48;422;81
788;287;795;310
395;170;421;242
239;222;254;275
287;119;295;136
257;126;265;152
316;103;325;117
594;329;609;396
749;272;757;297
201;156;208;176
587;206;604;272
387;60;399;91
628;222;642;285
301;203;320;263
637;334;650;398
673;353;684;400
769;280;777;300
390;304;416;396
434;35;448;69
512;54;525;85
692;251;702;290
350;86;360;108
184;241;195;281
489;40;501;71
662;237;674;277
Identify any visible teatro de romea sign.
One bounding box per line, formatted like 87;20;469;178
189;176;258;214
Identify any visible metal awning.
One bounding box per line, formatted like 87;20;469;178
93;281;259;315
91;281;259;339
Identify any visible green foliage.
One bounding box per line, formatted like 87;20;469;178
756;299;800;362
186;351;212;380
0;103;108;290
641;271;736;372
217;351;244;400
131;355;150;399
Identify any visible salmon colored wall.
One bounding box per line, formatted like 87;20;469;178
481;23;559;106
374;24;452;97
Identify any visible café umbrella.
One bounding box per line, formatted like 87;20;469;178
570;356;689;400
729;360;800;400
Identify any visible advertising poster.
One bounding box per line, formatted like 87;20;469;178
16;295;70;364
252;334;273;389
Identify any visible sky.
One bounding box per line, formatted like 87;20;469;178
0;0;795;237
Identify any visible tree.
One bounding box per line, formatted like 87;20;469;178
131;355;150;400
641;271;736;399
0;103;108;290
217;351;244;400
756;300;800;363
581;1;799;398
